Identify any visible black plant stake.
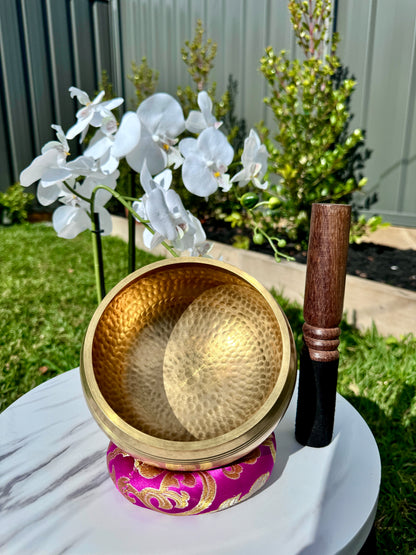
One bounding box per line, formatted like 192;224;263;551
128;171;137;274
92;211;106;302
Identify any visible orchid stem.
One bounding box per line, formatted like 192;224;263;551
252;223;294;263
90;184;180;258
62;182;90;203
128;171;137;274
91;212;106;303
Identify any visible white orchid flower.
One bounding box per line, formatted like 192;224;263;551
179;127;234;197
132;162;205;252
126;93;185;175
132;163;177;247
20;125;70;188
185;91;222;134
140;188;186;250
20;148;71;191
20;122;96;207
230;129;269;190
84;111;141;175
112;111;142;159
66;86;123;143
41;124;69;156
52;170;119;239
139;162;172;194
139;194;209;253
172;212;212;256
36;155;95;206
20;125;76;205
191;239;213;258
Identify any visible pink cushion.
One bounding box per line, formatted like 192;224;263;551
107;433;276;516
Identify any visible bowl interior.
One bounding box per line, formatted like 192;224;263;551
91;261;285;444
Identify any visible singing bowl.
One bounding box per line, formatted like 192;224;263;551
80;257;297;471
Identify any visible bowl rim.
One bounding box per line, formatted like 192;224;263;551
80;257;297;467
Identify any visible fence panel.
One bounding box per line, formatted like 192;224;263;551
117;0;297;125
20;0;55;155
116;0;416;227
337;0;416;226
0;0;114;191
70;0;97;96
93;1;113;80
0;0;34;183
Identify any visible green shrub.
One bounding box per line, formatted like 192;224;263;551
252;0;380;248
128;58;159;108
176;19;225;119
0;183;34;225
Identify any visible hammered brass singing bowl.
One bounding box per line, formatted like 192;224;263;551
80;258;297;470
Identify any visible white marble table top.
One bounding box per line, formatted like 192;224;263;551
0;368;380;555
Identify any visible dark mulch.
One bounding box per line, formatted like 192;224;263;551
292;242;416;292
204;219;416;292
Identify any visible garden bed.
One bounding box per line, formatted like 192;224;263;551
203;218;416;292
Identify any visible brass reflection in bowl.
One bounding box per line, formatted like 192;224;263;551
80;257;297;471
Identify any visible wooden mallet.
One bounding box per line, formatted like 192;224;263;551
295;203;351;447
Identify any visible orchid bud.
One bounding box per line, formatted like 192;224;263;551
268;196;281;208
253;232;265;245
240;192;259;209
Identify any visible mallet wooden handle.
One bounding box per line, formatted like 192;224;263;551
303;203;351;361
295;203;351;447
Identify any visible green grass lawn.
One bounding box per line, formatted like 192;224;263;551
277;295;416;554
1;223;415;553
0;223;160;409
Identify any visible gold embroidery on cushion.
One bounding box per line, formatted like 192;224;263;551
174;472;217;516
139;487;190;510
264;435;276;462
116;471;217;515
117;476;139;504
218;493;242;511
107;446;130;465
134;459;165;479
222;465;243;479
117;475;190;509
180;473;197;488
222;446;262;479
241;446;261;465
240;472;270;503
161;473;180;489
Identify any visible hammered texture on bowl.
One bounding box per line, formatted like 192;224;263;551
92;266;245;440
163;284;282;440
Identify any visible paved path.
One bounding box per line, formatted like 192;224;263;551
111;217;416;338
361;225;416;250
